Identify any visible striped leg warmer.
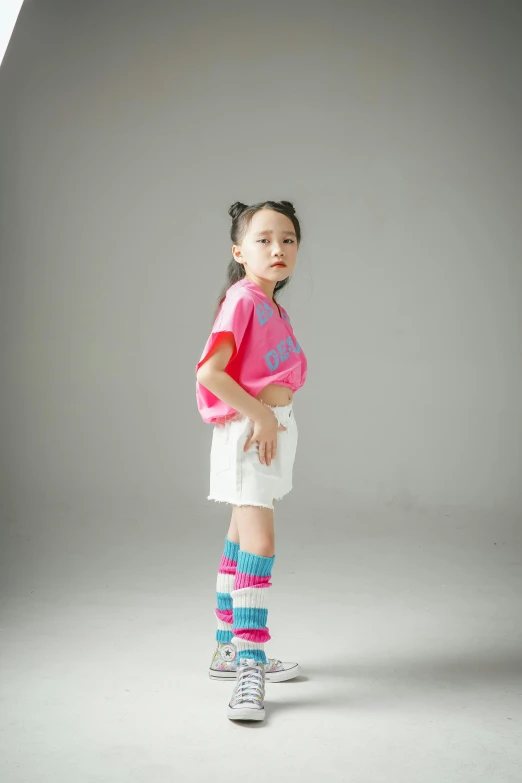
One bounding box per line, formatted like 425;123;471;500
231;550;275;665
215;537;239;644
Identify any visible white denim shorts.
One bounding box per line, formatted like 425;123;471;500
208;402;298;511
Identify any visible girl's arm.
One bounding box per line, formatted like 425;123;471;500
196;333;268;423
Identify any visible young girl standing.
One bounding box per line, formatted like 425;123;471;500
195;200;307;721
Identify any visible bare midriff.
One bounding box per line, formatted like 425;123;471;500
255;383;293;407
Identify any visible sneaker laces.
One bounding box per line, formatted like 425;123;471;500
234;658;265;705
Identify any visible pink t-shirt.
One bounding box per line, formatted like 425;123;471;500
195;277;307;424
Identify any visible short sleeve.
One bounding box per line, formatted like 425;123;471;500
196;294;255;373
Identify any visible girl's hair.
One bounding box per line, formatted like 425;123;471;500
211;200;301;326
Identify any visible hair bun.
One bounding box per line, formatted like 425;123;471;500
228;202;248;220
279;200;295;216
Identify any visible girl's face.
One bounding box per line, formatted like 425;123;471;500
232;209;298;294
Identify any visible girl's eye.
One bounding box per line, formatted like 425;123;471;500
257;238;294;243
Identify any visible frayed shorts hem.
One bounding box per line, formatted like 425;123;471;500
208;487;293;511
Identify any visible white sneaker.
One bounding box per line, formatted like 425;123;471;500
210;641;301;682
226;658;266;721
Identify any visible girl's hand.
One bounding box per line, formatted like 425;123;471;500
244;409;287;466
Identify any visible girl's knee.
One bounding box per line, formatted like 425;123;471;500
233;504;275;557
252;542;275;558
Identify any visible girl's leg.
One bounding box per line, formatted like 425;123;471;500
213;505;273;652
214;507;240;645
211;504;299;686
226;506;240;545
214;512;239;645
231;505;275;665
233;504;274;557
226;504;273;720
211;507;241;653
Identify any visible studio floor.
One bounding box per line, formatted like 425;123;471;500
1;500;521;782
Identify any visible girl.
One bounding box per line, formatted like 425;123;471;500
195;200;307;722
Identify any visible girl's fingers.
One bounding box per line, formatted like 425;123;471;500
262;441;276;465
245;434;281;462
259;443;271;465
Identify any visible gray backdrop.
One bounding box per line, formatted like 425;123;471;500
1;1;521;781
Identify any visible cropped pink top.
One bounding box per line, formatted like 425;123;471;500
195;277;307;424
